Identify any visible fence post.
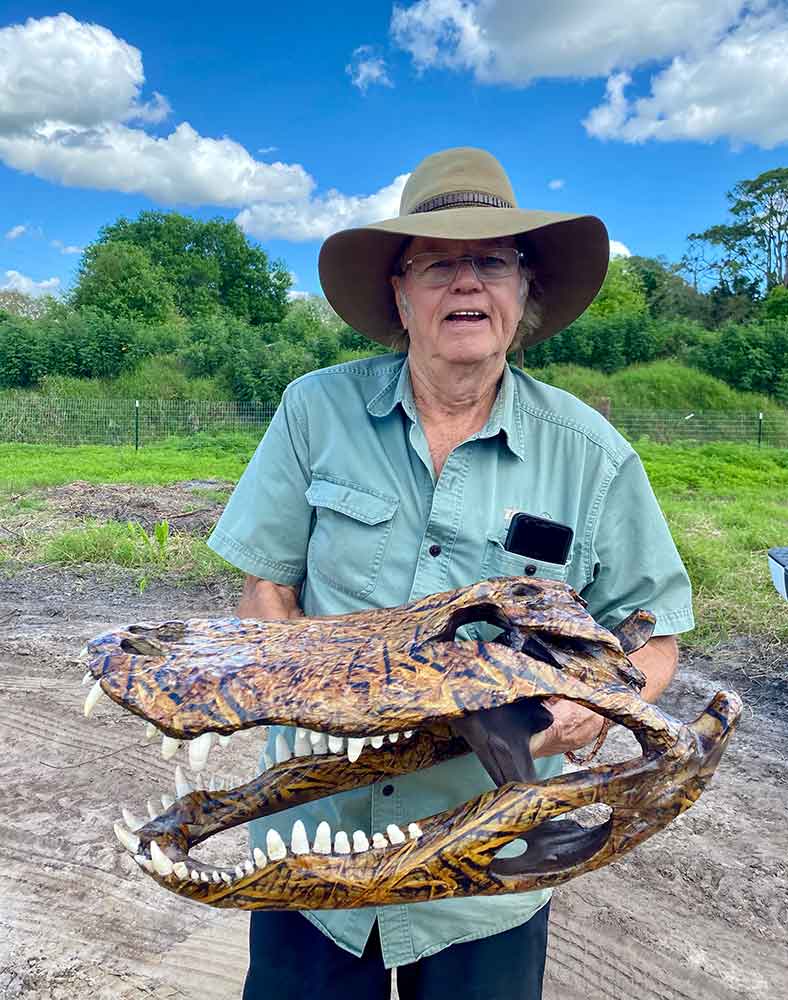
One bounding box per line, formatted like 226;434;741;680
758;411;763;449
135;399;140;451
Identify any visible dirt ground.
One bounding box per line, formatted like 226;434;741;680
1;549;787;998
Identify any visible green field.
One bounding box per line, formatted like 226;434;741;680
1;437;786;650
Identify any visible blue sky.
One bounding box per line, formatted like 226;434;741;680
1;2;787;300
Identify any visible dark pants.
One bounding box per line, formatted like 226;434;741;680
243;904;550;999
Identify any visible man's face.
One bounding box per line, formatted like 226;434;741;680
391;236;526;368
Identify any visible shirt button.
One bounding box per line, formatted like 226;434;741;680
428;544;442;557
382;784;394;796
524;564;537;576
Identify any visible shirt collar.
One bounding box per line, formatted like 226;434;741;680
367;358;525;462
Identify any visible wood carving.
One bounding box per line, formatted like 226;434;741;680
81;576;741;909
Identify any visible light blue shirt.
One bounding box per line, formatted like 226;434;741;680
208;353;694;968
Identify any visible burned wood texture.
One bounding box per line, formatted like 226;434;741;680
84;576;742;911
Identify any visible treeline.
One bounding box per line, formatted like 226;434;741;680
1;169;788;406
527;255;788;400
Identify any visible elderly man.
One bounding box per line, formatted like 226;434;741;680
208;147;693;999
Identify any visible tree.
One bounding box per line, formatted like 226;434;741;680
71;243;177;323
82;211;291;325
586;257;648;319
626;256;709;325
0;290;58;321
688;167;788;293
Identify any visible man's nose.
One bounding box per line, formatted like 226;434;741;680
450;257;483;291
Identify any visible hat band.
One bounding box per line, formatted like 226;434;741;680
410;190;514;214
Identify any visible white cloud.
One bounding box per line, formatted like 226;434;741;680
1;270;60;296
391;0;749;82
584;8;788;148
4;224;27;239
287;289;311;301
610;240;632;258
0;14;407;239
51;240;83;255
0;121;314;207
346;45;394;93
237;172;409;241
391;1;788;148
547;179;565;191
0;13;154;134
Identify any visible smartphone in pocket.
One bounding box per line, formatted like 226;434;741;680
504;512;574;565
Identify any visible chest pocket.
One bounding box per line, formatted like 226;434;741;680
481;535;570;584
305;477;399;599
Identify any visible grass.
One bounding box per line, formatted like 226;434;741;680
0;437;785;652
637;442;788;648
0;432;259;493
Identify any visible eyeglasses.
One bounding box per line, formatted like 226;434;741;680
401;247;524;287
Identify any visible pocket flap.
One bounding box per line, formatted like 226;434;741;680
305;478;398;526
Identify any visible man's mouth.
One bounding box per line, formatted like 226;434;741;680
445;309;489;323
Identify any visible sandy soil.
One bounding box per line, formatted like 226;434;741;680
1;560;786;999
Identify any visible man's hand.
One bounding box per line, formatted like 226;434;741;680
529;634;679;759
237;575;304;620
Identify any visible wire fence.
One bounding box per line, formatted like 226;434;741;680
0;397;278;446
0;396;786;449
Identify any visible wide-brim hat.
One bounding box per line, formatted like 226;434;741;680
318;147;609;349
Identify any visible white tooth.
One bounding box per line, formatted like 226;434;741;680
190;870;200;881
275;734;291;764
244;859;255;875
113;822;139;854
387;824;406;845
291;820;309;855
261;751;274;772
174;765;192;799
78;644;90;664
334;831;351;855
313;821;332;854
84;680;103;718
161;793;175;811
408;823;423;840
352;831;370;853
328;735;345;753
388;733;399;743
293;730;312;757
220;871;233;884
218;734;232;748
81;670;92;686
266;829;287;861
346;737;366;763
211;871;221;884
200;871;210;883
370;736;384;749
161;736;181;760
372;832;388;849
235;864;245;879
310;733;328;754
135;854;154;873
173;861;189;880
404;731;413;738
253;847;267;869
150;840;174;876
208;774;221;791
188;733;214;772
309;730;325;745
121;807;144;832
146;798;159;820
145;722;158;741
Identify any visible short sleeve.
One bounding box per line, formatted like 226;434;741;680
207;386;312;585
581;451;694;636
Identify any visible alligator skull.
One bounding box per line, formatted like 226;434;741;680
81;576;741;910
